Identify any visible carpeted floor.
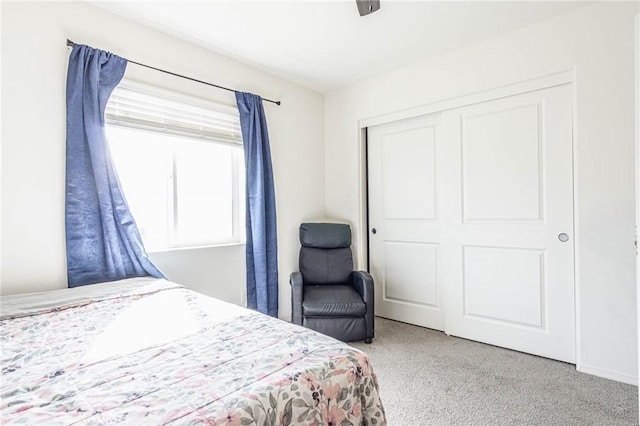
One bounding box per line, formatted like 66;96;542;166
351;317;638;426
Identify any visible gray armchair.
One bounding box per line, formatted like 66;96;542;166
290;223;374;343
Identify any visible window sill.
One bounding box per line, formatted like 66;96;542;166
147;242;246;254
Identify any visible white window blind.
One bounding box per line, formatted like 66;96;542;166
106;84;242;146
105;82;246;251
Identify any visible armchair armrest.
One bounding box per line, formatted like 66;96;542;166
290;272;304;325
351;271;374;306
351;271;374;340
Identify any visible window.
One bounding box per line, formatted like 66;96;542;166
106;82;245;252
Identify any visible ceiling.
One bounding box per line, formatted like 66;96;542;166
96;1;589;93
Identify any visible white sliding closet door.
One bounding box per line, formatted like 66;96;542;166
369;113;445;330
368;84;575;362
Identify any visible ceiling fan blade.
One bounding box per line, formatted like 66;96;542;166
356;0;380;17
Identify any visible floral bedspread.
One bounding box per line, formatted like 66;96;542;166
0;279;385;425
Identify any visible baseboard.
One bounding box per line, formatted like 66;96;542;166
577;363;638;386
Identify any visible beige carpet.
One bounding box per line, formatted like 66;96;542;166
351;317;638;425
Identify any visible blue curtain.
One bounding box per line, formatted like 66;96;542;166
235;92;279;317
66;44;164;287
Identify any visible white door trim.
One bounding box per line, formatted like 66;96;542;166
634;12;639;396
356;68;578;361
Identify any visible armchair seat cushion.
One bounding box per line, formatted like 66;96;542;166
302;285;366;317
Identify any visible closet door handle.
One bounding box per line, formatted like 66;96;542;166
371;228;377;235
558;233;569;242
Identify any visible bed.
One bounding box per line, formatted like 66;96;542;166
0;278;386;425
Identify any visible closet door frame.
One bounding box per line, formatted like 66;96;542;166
354;69;579;358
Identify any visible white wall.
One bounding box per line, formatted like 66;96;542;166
325;2;639;384
0;1;326;318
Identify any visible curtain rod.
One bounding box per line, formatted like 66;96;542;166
66;39;281;106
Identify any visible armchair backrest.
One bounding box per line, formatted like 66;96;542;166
299;223;353;285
